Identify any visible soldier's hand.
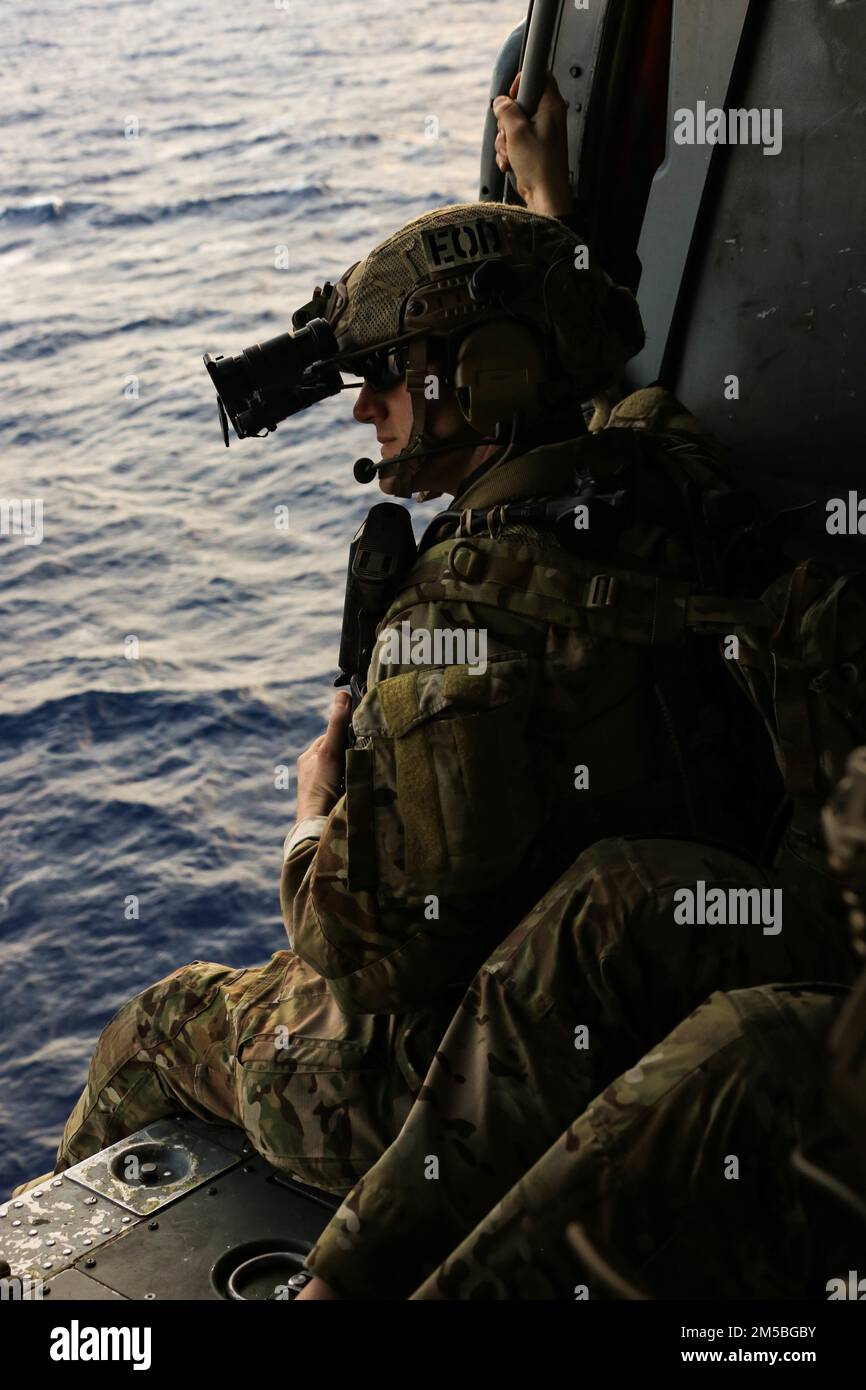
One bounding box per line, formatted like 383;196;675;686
492;71;573;218
295;691;352;820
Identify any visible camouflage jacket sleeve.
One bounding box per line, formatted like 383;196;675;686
280;598;549;1016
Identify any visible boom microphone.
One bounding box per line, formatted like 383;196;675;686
353;435;500;484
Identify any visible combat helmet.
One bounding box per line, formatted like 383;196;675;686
292;202;645;497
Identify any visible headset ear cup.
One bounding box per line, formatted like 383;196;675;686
454;321;547;437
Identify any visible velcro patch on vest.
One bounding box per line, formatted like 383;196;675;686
421;219;509;270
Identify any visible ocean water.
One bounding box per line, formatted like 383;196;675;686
0;0;522;1193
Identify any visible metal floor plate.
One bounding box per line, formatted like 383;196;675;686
40;1267;130;1300
73;1156;337;1300
63;1116;243;1215
4;1119;342;1298
0;1175;133;1282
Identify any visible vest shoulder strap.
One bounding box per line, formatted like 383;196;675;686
384;533;772;647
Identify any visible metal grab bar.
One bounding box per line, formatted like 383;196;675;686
515;0;562;118
503;0;562;201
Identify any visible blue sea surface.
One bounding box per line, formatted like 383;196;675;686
0;0;521;1193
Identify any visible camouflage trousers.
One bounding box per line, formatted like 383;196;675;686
305;835;857;1298
413;983;859;1299
56;950;460;1194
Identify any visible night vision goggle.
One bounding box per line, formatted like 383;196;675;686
203;273;412;447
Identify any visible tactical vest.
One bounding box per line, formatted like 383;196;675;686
381;417;865;872
367;427;785;865
398;424;773;647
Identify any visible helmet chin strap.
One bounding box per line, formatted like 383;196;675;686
376;335;493;499
353;336;514;498
389;334;442;497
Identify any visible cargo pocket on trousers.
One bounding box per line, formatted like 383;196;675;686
234;1010;401;1190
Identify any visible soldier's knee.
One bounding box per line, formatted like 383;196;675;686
478;838;634;983
478;836;764;1021
96;960;238;1056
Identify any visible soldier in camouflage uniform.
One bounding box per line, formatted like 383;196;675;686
407;749;866;1301
299;837;855;1298
298;571;866;1299
408;980;855;1300
25;197;798;1205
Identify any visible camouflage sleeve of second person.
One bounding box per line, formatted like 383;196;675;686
280;579;642;1016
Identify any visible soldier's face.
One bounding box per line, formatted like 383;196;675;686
353;373;488;498
353;377;416;468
